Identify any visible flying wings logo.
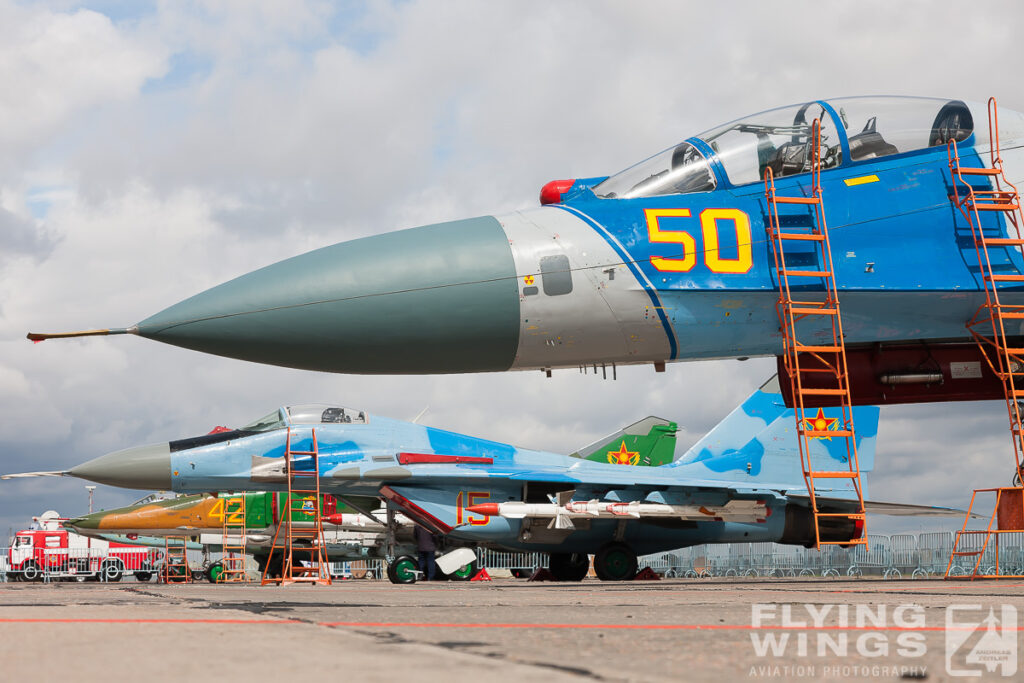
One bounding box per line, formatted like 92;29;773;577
607;442;640;466
802;408;839;440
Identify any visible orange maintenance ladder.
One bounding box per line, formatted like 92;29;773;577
218;494;249;582
947;97;1024;577
162;536;191;583
764;118;867;550
260;428;332;585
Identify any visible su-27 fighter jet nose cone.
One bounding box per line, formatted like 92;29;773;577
70;443;172;490
133;216;521;374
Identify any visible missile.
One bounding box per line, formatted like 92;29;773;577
466;499;768;524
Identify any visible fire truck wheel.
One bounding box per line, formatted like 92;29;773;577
387;555;418;584
20;561;41;582
593;542;638;581
100;559;124;583
134;572;152;583
549;552;591;581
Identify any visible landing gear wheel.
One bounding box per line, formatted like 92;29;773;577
20;561;41;582
510;568;530;579
549;553;590;581
387;555;418;584
207;562;224;583
101;560;124;583
442;560;477;582
593;542;638;581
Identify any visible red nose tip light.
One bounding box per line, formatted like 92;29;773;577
465;503;500;516
540;179;576;205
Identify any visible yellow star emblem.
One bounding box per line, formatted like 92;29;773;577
607;441;640;465
802;408;838;440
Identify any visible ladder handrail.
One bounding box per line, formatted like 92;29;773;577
764;118;867;550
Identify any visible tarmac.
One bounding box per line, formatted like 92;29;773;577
2;577;1023;682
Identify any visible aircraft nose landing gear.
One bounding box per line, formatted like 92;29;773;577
593;542;638;581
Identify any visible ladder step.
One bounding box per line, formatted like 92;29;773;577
795;344;842;353
818;539;868;546
776;232;825;242
982;237;1024;246
781;270;832;278
999;312;1024;318
801;429;854;437
799;388;847;396
951;551;983;557
973;202;1020;212
986;274;1024;282
957;167;1002;176
808;471;860;479
772;196;820;205
815;512;866;519
790;307;839;316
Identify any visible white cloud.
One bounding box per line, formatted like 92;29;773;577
3;0;1024;536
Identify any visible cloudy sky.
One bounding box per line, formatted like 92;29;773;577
2;0;1023;541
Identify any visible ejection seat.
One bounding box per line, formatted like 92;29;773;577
847;117;899;161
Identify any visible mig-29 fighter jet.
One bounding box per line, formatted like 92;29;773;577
5;378;964;581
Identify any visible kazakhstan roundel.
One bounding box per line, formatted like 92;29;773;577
608;441;640;466
802;408;839;440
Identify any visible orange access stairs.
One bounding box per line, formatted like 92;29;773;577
947;97;1024;577
218;494;250;582
764;118;867;550
162;536;191;583
260;428;332;585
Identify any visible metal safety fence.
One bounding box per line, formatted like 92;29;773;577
8;533;1024;583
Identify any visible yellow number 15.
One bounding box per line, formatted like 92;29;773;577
645;207;753;274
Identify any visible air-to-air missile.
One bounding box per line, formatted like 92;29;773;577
27;96;1024;405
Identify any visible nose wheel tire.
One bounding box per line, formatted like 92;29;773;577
594;542;638;581
387;555;419;584
549;553;591;581
442;560;477;582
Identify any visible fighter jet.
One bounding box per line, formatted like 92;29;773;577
61;491;422;581
29;96;1024;404
6;378;965;581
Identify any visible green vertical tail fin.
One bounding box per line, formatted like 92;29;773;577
569;417;678;467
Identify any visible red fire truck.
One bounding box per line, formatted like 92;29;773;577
7;511;161;582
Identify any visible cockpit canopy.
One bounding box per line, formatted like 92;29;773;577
241;404;369;432
593;96;974;199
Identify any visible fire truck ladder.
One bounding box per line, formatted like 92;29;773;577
947;97;1024;577
218;494;249;582
260;427;332;585
764;117;867;550
162;536;191;583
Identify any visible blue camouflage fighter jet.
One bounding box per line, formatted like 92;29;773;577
7;377;963;581
29;96;1024;405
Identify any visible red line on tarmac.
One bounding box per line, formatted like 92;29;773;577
0;618;300;625
829;582;1024;593
319;621;1020;632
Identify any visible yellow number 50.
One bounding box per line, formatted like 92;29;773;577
645;207;753;274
